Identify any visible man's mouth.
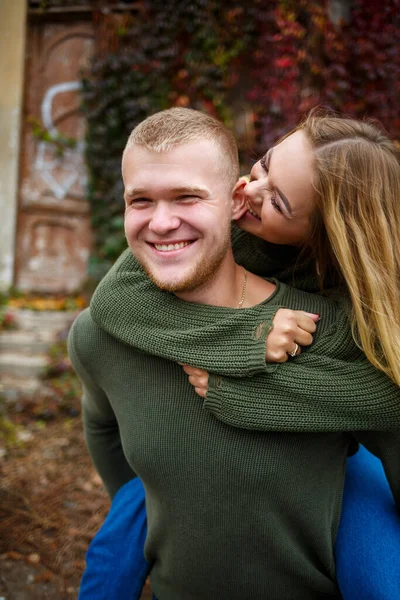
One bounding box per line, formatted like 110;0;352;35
246;202;261;220
149;240;194;252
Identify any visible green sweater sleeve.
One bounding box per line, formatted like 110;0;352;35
68;312;137;498
204;346;400;432
200;285;400;433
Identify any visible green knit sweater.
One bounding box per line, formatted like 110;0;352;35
70;229;400;598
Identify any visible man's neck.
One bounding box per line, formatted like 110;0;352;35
175;254;276;309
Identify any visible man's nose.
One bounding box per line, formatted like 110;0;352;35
148;202;181;235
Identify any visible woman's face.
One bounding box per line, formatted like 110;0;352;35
236;130;316;245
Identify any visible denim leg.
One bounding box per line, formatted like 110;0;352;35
335;445;400;600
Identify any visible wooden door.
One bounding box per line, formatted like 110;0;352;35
15;17;94;293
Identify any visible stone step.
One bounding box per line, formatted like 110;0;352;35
0;330;55;354
0;374;42;402
0;309;79;402
0;352;49;379
6;308;78;334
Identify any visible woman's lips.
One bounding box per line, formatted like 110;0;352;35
246;202;261;220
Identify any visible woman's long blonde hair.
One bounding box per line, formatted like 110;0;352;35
299;112;400;386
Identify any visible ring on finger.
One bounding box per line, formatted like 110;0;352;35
287;343;300;358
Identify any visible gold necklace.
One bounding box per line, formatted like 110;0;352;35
237;268;248;309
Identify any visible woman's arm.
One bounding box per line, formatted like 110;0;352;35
184;305;400;433
91;250;400;432
92;251;400;432
200;352;400;432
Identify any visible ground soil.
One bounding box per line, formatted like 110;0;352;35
0;405;152;600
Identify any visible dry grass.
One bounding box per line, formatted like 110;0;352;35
0;392;152;599
0;416;108;597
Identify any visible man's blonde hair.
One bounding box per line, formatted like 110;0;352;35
124;108;239;191
298;112;400;387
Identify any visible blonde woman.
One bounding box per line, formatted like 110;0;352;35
80;111;400;599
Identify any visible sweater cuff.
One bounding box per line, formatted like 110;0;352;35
241;318;281;375
203;384;224;419
203;384;256;430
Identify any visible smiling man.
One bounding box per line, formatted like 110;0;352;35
121;111;272;306
123;138;236;296
69;108;400;600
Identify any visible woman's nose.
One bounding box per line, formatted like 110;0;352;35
244;180;263;206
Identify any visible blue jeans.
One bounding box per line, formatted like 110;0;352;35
79;446;400;599
335;445;400;598
78;476;150;600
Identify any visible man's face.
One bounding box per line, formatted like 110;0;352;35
123;139;234;293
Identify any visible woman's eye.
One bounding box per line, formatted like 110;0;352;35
259;155;268;173
271;195;282;213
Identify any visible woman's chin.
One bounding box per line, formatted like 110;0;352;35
236;213;292;246
236;211;267;239
237;210;261;229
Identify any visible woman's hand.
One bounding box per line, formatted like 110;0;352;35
266;309;319;363
182;309;319;397
182;365;209;398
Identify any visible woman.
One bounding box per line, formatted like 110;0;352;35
238;113;400;384
81;112;400;599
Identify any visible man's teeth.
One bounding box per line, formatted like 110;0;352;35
247;203;261;220
154;241;192;251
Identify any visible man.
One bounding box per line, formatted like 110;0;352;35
70;108;400;599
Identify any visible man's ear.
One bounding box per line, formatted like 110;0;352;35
231;178;248;221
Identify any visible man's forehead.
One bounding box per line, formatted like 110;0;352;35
123;140;227;173
123;151;229;193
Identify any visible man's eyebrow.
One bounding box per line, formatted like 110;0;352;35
124;186;208;197
124;188;146;198
169;186;208;195
265;148;292;215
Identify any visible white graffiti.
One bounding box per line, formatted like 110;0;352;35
34;81;87;200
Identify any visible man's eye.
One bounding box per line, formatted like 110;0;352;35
129;198;150;206
177;196;198;202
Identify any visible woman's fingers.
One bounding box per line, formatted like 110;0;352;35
294;328;313;347
183;365;209;397
286;342;301;358
194;387;207;398
182;364;206;377
188;374;208;388
292;311;319;333
266;309;320;363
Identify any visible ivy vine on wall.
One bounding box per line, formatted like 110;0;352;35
81;0;400;278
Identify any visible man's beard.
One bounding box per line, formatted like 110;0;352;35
140;230;231;294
